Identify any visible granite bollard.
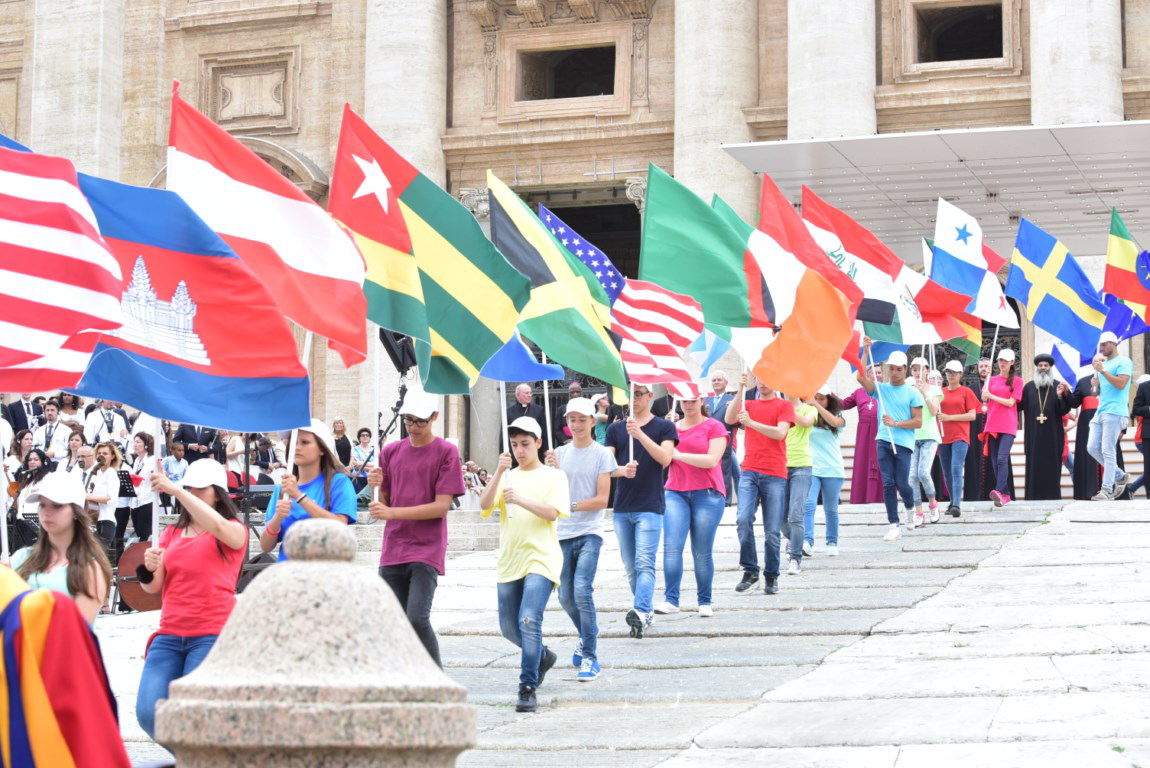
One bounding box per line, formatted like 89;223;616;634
155;519;476;767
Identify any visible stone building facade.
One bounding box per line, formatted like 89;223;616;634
7;0;1148;466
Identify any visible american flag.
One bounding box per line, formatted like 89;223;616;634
0;146;123;389
538;205;703;398
538;204;625;304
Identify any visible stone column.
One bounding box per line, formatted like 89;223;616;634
157;520;476;766
787;0;876;140
1031;0;1124;125
673;0;759;219
364;0;448;184
26;0;125;177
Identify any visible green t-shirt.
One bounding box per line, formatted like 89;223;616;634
915;385;943;443
786;404;817;468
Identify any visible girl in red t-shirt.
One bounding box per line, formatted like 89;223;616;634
135;459;247;739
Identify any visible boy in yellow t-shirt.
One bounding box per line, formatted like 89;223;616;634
480;416;570;713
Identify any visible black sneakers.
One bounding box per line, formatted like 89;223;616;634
947;505;961;517
735;571;759;593
516;685;537;713
764;577;778;595
537;648;557;687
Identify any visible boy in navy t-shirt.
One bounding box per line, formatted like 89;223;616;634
604;385;677;638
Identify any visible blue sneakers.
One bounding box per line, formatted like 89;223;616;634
577;658;600;681
572;639;583;668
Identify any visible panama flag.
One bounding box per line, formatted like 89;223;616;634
167;82;368;367
73;176;311;431
930;197;1019;328
801;186;901;325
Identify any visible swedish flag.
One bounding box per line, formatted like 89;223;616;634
1005;218;1109;358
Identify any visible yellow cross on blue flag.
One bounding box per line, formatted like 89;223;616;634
1005;218;1109;358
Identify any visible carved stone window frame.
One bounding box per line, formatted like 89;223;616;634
497;21;632;122
892;0;1022;83
199;46;301;135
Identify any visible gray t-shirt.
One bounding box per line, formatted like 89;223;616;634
555;441;618;541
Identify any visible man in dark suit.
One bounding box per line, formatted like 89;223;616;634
172;423;219;463
703;371;739;503
6;394;42;433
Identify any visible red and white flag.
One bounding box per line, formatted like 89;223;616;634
610;279;705;398
0;147;122;389
166;83;368;367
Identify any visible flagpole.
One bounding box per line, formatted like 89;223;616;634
0;473;8;565
983;324;1000;412
373;324;381;504
284;330;314;478
152;419;163;545
499;380;512;516
628;381;635;459
542;352;554;453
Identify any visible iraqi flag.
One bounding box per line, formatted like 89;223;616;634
73;176;311;431
167;82;368;367
801;186;901;324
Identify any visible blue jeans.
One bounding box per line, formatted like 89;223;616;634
736;469;787;578
910;439;938;500
785;467;812;560
721;450;741;503
662;488;725;607
497;573;554;688
804;476;843;546
1087;413;1128;492
613;510;663;614
558;534;602;662
136;634;219;739
988;433;1015;495
876;440;914;524
938;441;969;509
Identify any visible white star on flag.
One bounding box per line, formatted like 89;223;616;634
351;155;393;213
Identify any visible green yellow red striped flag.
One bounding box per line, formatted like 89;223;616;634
1105;208;1150;321
329;106;530;393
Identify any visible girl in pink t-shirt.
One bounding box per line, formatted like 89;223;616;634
658;396;729;617
982;350;1023;507
135;459;247;739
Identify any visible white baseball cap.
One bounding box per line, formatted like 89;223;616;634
180;458;229;490
997;349;1016;362
944;360;964;373
887;351;909;367
302;418;339;460
910;356;929;369
27;471;85;507
400;389;440;420
817;384;833;396
1099;331;1119;345
509;416;542;437
565;397;596;417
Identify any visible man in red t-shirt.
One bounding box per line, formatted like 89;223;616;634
725;373;794;596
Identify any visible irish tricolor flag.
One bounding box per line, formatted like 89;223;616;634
640;164;852;397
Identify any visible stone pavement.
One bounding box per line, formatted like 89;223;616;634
97;498;1150;767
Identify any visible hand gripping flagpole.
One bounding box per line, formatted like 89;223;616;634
284;331;315;478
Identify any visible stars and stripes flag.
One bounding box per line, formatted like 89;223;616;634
538;204;703;398
0;146;123;390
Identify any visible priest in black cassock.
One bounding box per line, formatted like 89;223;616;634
1020;353;1072;500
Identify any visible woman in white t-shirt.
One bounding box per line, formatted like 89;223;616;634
86;441;122;545
15;448;51;520
224;431;246;475
125;433;157;542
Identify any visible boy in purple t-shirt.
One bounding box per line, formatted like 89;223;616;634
367;390;465;667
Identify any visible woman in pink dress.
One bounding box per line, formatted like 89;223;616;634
842;366;883;504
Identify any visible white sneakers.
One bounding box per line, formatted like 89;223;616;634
787;558;802;575
883;523;901;541
827;544;839;557
654;601;680;615
801;541;813;556
698;605;714;618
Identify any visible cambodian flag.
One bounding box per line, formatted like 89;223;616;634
73;176;311;431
